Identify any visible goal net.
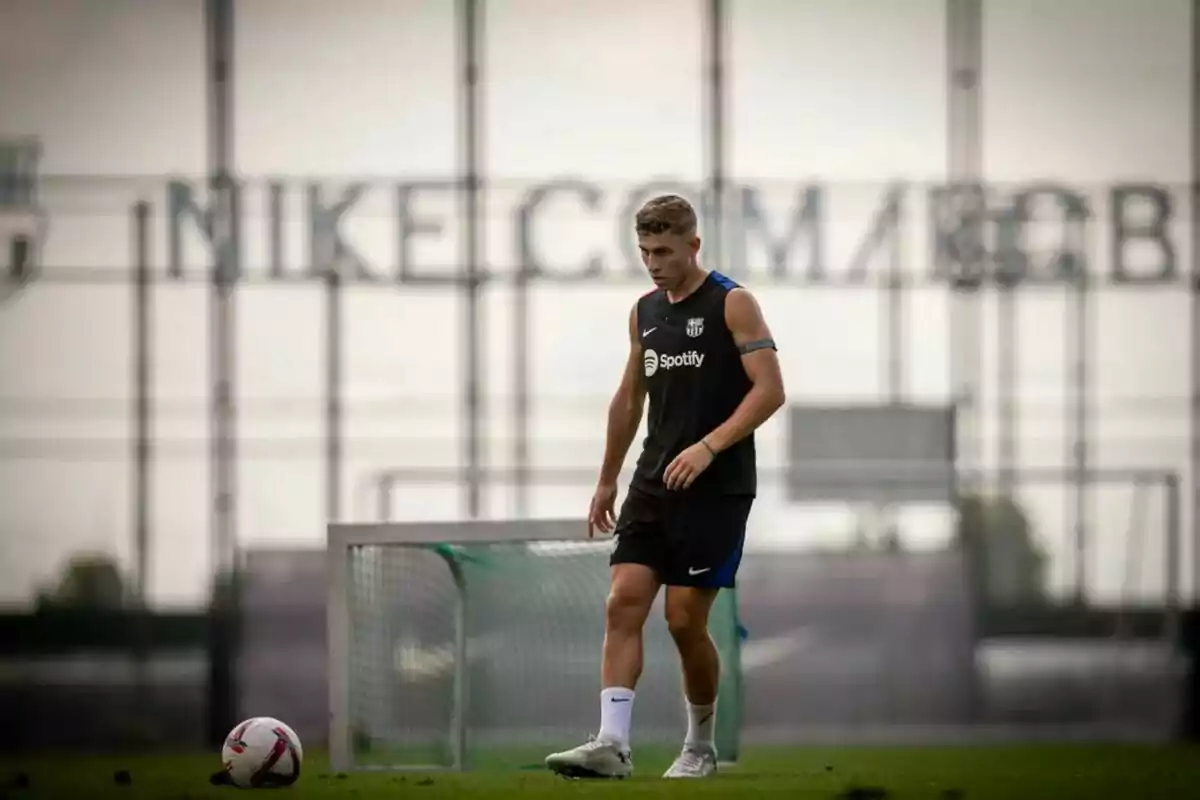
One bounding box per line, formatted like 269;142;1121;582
326;519;744;772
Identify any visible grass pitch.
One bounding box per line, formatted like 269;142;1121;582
2;745;1198;799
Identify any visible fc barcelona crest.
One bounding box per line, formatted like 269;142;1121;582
686;317;704;338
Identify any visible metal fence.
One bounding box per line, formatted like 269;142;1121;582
0;0;1199;751
1;173;1196;606
0;0;1195;614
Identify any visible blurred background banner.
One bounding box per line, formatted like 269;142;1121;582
0;0;1197;752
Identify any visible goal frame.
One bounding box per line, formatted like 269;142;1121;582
326;518;590;773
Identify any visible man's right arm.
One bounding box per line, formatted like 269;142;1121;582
597;303;647;485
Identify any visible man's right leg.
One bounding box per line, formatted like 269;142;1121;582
545;563;659;778
598;563;660;742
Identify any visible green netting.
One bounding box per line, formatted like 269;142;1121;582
345;539;743;770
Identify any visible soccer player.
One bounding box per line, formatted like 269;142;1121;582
545;195;786;780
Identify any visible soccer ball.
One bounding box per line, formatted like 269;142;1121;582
220;717;303;788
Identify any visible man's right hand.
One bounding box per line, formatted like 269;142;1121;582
588;482;619;538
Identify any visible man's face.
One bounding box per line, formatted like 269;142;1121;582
637;232;700;288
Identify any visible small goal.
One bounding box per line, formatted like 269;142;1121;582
326;519;745;772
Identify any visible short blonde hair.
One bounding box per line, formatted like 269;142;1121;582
635;194;697;237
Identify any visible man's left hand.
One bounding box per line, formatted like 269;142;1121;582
663;441;715;491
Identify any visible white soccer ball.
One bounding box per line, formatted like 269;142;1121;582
221;717;303;788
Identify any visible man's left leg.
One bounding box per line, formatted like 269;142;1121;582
664;584;722;776
659;493;752;779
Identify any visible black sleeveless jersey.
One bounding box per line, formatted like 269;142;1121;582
630;271;758;497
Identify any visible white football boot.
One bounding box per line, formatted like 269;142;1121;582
662;744;718;779
545;735;633;779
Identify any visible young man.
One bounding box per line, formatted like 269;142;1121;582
544;195;786;780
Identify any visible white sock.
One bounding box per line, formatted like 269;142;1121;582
685;699;717;748
598;687;635;748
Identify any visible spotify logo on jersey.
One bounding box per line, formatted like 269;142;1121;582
643;349;659;377
643;349;705;377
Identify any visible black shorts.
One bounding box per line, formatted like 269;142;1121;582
610;487;753;589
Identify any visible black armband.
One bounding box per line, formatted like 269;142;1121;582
738;338;777;355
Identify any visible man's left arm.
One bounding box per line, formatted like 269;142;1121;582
702;288;786;454
663;288;785;490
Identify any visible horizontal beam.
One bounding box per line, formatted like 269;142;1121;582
328;517;588;547
367;465;1180;487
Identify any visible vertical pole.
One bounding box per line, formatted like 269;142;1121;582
1191;0;1200;608
1069;253;1090;605
704;0;727;274
268;182;284;279
996;286;1016;495
513;269;530;517
1167;473;1182;639
946;0;984;489
996;212;1017;498
885;201;904;401
446;560;470;770
946;0;984;723
205;0;238;747
131;200;153;605
325;263;343;521
879;193;904;547
130;199;153;733
458;0;485;518
206;0;237;582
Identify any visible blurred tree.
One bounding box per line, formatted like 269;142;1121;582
878;522;904;554
35;552;129;610
956;492;1048;605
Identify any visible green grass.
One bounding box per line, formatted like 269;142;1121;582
2;745;1198;799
